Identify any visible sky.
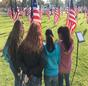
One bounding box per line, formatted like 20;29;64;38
43;0;47;2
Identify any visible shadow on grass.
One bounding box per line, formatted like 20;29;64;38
0;34;8;38
80;21;84;25
42;21;46;24
0;32;7;36
51;25;56;29
78;18;81;20
43;26;47;29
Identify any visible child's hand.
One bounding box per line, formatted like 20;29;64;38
64;51;69;55
23;74;29;84
29;75;33;80
18;70;22;76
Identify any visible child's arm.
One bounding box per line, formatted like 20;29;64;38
64;42;74;55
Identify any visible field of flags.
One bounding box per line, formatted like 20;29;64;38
0;0;88;86
0;11;88;86
0;13;88;86
6;0;88;33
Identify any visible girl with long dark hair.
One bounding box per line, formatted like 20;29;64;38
57;26;74;86
3;20;24;86
44;29;61;86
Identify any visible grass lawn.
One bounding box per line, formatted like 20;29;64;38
0;13;88;86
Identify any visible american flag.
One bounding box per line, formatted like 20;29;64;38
86;9;88;23
31;0;41;24
54;7;60;25
26;7;31;23
75;6;79;16
46;8;50;20
26;7;31;16
13;0;20;22
13;7;20;21
66;0;76;33
9;0;19;22
39;8;43;19
9;0;14;19
7;7;13;18
84;8;88;23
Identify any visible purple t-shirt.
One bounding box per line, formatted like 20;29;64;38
59;40;74;73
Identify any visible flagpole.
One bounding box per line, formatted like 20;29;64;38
31;0;33;22
21;0;23;11
15;0;17;12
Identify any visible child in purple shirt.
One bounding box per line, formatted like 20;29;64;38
57;26;74;86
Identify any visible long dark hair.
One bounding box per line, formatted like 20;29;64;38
7;20;24;58
58;26;72;51
45;29;55;52
20;22;43;54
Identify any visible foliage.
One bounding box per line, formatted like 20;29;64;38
22;0;27;7
49;0;64;7
27;0;31;7
77;0;88;7
0;0;22;8
1;0;10;7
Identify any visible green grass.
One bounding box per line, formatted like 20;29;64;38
0;13;88;86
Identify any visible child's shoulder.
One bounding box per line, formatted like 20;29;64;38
54;41;61;49
55;40;63;46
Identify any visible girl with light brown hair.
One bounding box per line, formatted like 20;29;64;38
17;22;44;86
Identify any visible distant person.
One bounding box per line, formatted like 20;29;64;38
16;23;44;86
57;26;74;86
3;20;24;86
44;29;61;86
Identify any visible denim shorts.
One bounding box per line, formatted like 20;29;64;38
44;75;58;86
22;76;42;86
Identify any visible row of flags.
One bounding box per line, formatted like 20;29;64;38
8;0;20;21
7;1;60;24
8;0;87;33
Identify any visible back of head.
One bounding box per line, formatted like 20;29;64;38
8;20;24;57
22;22;43;54
12;20;24;37
45;29;54;52
46;29;54;37
58;26;71;51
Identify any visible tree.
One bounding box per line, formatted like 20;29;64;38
77;0;88;7
27;0;31;7
0;2;3;7
22;0;27;7
2;0;10;7
38;0;44;8
1;0;18;8
49;0;63;7
38;0;44;5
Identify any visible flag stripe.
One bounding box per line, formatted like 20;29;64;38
66;0;76;33
54;7;60;25
31;0;41;23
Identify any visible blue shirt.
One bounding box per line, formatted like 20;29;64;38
3;46;17;73
3;46;10;62
44;42;61;76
